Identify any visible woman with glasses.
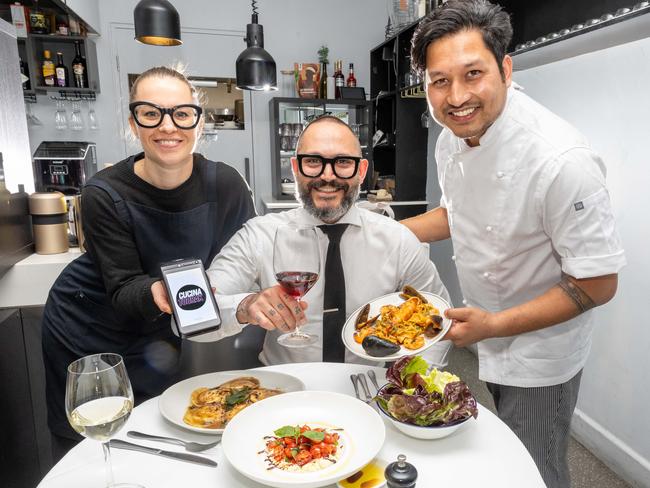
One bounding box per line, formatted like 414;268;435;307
41;66;256;460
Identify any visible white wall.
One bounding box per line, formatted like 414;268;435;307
513;38;650;487
26;0;387;210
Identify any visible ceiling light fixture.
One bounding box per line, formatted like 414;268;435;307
235;0;277;91
134;0;182;46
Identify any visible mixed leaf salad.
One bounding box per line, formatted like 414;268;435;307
376;355;478;427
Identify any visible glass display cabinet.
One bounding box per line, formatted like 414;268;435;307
269;97;372;200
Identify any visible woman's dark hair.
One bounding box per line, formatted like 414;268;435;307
411;0;513;79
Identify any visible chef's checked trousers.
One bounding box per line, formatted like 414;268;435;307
487;370;583;488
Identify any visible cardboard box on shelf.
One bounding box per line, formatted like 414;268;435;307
10;2;29;37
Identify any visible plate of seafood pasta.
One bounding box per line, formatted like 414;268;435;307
158;370;305;434
222;390;385;488
342;287;452;362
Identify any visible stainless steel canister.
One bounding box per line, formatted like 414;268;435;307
29;192;69;254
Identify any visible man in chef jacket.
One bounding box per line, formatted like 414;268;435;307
401;1;626;487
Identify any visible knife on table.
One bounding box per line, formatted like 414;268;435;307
109;439;218;467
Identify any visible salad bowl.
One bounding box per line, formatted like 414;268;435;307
376;390;472;440
374;355;478;440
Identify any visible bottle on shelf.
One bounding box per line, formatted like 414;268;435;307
55;52;68;87
334;60;345;99
29;0;48;34
319;62;328;99
72;41;88;88
346;63;357;87
19;57;31;91
42;50;55;87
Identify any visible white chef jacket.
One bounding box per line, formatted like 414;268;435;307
436;85;626;387
206;205;451;366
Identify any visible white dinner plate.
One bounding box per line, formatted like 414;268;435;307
222;390;385;488
158;370;305;434
342;292;452;362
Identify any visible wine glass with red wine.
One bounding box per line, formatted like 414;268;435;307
273;225;320;347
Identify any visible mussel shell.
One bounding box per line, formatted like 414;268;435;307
355;303;370;329
362;335;401;357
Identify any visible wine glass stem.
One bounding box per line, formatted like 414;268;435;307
102;441;115;488
291;298;305;337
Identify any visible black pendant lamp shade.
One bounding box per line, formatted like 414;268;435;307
236;11;277;91
134;0;182;46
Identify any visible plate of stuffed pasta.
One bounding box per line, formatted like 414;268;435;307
159;370;305;434
341;287;452;362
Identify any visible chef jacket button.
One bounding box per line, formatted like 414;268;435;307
451;255;456;261
497;171;505;179
486;225;493;232
462;299;468;305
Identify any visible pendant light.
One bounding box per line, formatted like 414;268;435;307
236;1;277;91
134;0;182;46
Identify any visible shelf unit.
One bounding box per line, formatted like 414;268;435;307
370;22;428;217
17;33;100;96
268;97;372;201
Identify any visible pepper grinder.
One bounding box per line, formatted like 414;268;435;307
385;454;418;488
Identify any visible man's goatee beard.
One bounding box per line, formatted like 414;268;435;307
297;180;360;223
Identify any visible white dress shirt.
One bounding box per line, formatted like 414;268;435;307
206;205;451;366
436;85;626;387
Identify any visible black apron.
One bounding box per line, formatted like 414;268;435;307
42;157;220;439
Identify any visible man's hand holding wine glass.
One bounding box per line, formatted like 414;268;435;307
236;285;308;332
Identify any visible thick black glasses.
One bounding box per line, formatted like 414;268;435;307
129;102;203;129
297;154;361;179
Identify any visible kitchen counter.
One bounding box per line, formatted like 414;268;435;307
0;249;82;309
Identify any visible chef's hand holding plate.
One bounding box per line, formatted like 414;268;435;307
444;306;497;347
236;285;308;332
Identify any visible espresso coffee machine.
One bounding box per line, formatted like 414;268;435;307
32;141;96;249
33;141;97;195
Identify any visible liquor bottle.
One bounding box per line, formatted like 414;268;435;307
19;57;31;91
72;41;87;88
55;52;69;87
42;50;55;86
29;0;48;34
334;60;345;99
346;63;357;87
318;62;328;99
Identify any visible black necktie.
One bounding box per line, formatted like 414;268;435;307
320;224;349;362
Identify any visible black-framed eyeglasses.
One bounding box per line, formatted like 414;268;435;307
296;154;361;179
129;102;203;129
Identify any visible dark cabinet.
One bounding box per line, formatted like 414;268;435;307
501;0;637;50
370;22;429;215
269;97;372;201
0;307;49;488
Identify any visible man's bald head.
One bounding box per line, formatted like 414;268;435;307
296;115;362;156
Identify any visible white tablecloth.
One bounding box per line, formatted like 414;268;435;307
38;362;545;488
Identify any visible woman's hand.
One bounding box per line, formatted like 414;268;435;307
151;280;172;314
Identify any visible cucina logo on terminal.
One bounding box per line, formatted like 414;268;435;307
176;284;206;310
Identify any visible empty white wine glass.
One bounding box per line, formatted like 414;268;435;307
54;100;67;130
88;100;99;130
66;353;143;488
70;101;84;131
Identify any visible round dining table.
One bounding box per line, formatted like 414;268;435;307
37;362;545;488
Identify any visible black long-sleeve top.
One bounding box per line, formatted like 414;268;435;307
81;153;256;322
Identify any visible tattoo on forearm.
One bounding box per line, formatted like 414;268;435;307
557;276;596;314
